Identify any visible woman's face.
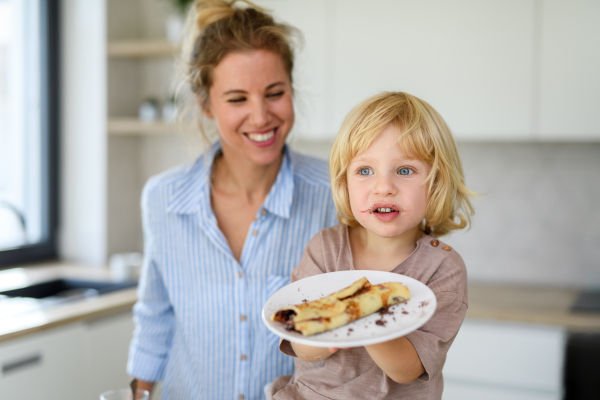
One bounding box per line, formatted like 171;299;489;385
206;50;294;167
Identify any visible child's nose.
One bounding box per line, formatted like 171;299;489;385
374;173;396;195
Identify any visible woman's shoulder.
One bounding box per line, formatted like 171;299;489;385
142;156;207;203
288;150;331;189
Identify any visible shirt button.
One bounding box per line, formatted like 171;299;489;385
251;229;258;236
431;240;439;247
261;209;267;215
240;315;247;321
238;395;245;400
241;354;247;361
443;245;452;251
238;272;243;278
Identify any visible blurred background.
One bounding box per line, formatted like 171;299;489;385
0;0;599;399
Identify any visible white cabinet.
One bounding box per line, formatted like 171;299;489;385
82;311;135;400
258;0;600;141
443;319;566;400
538;0;600;139
0;323;86;400
0;311;135;400
332;0;536;141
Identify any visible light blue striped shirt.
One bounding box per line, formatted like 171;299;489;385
127;143;338;400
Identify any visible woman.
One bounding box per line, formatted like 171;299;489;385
126;1;338;399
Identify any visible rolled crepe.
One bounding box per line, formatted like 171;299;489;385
271;277;411;336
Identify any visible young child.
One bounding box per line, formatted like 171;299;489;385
268;92;476;399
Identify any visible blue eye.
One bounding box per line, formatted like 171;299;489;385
359;168;373;175
398;167;413;175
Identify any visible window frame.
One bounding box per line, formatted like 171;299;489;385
0;0;60;268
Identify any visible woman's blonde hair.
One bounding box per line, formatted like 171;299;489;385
330;92;476;237
178;0;300;144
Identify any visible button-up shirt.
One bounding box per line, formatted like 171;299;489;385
127;143;338;400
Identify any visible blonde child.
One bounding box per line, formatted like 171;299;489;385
268;92;476;399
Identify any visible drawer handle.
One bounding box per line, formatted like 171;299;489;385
2;354;42;375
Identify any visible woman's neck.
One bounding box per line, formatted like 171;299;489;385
211;147;283;202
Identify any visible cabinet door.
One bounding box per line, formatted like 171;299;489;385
332;0;536;141
539;0;600;139
0;323;85;400
255;0;335;140
81;311;135;399
443;319;565;399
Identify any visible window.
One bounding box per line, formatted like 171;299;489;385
0;0;59;268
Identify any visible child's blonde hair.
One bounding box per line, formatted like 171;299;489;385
330;92;476;237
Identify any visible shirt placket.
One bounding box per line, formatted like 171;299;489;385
235;211;265;400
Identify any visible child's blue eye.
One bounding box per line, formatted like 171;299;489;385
359;168;373;176
398;167;413;175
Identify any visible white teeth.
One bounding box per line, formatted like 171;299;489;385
376;208;393;213
247;129;275;142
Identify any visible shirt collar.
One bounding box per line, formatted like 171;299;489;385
165;142;218;215
166;142;294;219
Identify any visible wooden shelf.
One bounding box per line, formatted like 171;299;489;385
107;39;180;58
108;118;189;135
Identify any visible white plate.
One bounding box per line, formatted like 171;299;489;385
262;270;436;348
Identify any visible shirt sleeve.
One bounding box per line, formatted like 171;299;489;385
127;184;175;382
290;230;327;283
279;231;327;356
405;257;468;381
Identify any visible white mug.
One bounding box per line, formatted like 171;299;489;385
109;252;143;282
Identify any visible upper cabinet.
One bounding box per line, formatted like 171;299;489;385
539;0;600;140
256;0;600;142
331;0;536;141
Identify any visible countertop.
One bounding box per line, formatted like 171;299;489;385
0;262;137;343
1;263;599;343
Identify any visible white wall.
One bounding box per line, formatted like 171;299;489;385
60;0;107;266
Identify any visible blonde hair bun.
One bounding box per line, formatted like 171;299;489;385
194;0;263;32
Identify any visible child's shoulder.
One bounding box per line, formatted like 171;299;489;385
412;234;467;293
418;234;465;265
311;224;348;245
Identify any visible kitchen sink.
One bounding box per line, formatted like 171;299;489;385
0;278;137;300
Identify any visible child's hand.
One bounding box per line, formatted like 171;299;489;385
328;347;351;354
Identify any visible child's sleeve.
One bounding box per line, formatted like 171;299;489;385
279;230;328;357
289;230;328;284
404;256;468;381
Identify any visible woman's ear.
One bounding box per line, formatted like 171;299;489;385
197;94;213;119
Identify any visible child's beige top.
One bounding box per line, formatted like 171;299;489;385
269;224;468;400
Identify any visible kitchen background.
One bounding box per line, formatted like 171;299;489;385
1;0;598;399
96;0;600;288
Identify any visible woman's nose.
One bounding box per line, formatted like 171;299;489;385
248;99;270;127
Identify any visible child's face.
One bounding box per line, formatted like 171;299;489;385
347;125;430;240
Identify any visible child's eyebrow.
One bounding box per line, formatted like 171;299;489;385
350;155;414;164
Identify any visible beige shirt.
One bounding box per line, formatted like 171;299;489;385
268;224;468;400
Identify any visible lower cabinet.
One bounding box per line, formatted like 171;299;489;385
443;319;566;400
0;323;86;399
81;311;136;399
0;310;134;400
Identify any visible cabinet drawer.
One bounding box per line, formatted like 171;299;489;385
444;380;562;400
0;323;85;400
443;319;565;393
